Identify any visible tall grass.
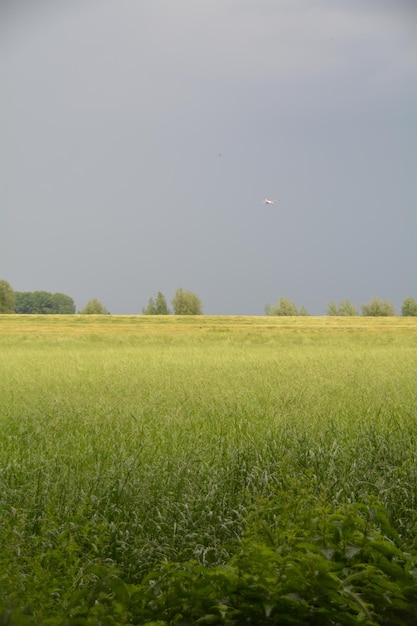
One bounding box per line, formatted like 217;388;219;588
0;315;416;623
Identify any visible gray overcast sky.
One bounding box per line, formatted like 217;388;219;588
1;0;416;314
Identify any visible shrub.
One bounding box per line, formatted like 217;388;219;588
401;297;417;317
78;298;110;314
361;297;395;316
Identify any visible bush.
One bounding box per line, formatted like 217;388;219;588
401;297;417;317
78;298;110;314
143;292;171;315
171;288;203;315
266;297;307;316
361;297;395;316
327;300;358;316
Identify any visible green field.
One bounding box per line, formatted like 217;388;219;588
1;315;416;625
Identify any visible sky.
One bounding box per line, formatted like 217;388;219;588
1;0;416;315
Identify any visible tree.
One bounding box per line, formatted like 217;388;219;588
51;293;76;314
338;299;358;316
31;291;54;313
143;291;171;315
142;297;156;315
15;292;34;313
171;288;203;315
0;280;15;313
155;291;171;314
326;300;338;316
16;290;52;313
266;297;299;316
361;297;395;317
14;291;75;313
401;297;417;317
79;298;110;314
327;299;358;316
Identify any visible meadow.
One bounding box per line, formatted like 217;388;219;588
0;315;416;625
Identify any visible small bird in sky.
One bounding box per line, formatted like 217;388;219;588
263;197;278;205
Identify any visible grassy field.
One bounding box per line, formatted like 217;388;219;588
0;315;416;624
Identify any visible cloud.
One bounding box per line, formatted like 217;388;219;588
131;0;417;82
3;0;414;114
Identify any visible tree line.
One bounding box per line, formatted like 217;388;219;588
1;279;416;316
265;296;417;316
0;281;203;315
0;280;109;314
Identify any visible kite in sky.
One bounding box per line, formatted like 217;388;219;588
263;197;278;205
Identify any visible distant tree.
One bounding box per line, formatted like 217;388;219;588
51;293;76;314
171;288;203;315
14;290;76;313
298;305;309;316
155;291;171;314
31;291;54;314
0;279;15;313
79;298;110;314
361;297;395;317
326;300;338;316
142;297;156;315
143;291;171;315
338;299;358;316
266;297;298;316
327;299;357;316
14;292;34;313
401;297;417;316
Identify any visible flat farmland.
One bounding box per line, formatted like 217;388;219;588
1;315;416;624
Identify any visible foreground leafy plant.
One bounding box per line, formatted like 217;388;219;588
2;495;416;625
133;496;417;625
